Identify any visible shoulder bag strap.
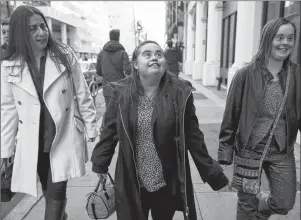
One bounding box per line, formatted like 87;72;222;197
258;66;291;171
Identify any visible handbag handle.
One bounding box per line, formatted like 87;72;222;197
258;66;291;170
94;172;114;193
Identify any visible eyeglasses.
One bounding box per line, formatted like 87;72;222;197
141;51;163;59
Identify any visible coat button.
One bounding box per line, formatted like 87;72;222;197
62;89;66;94
66;108;69;112
19;120;23;124
18;101;21;105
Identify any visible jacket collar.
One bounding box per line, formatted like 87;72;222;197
2;52;66;98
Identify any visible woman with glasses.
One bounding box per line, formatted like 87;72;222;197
1;5;99;219
91;40;229;220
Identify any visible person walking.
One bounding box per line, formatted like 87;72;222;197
96;29;131;108
218;17;300;220
1;5;99;219
91;40;229;220
164;39;182;76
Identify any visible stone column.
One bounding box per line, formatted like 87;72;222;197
227;1;263;92
61;23;67;44
202;1;223;86
192;1;207;80
46;17;52;32
184;10;194;76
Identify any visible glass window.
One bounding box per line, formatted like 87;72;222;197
267;2;282;22
284;1;300;64
221;18;229;68
228;13;236;67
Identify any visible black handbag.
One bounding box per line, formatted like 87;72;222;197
85;173;115;219
1;157;14;202
232;66;291;195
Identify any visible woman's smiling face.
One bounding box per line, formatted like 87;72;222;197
134;43;166;79
270;23;295;62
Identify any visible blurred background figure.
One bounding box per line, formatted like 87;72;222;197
96;29;131;108
1;18;10;60
164;39;182;76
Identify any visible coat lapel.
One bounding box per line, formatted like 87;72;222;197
43;55;66;94
4;60;39;99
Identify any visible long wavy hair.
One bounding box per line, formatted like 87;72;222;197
251;17;297;70
123;40;168;106
2;5;73;76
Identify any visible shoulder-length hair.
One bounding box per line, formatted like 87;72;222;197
2;5;73;75
252;17;297;70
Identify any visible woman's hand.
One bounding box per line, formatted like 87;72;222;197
97;173;108;184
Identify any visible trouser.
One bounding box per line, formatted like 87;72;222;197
37;149;67;200
140;186;176;220
236;142;297;220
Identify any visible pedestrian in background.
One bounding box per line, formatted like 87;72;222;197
1;18;10;60
91;40;229;220
1;5;99;220
96;29;131;108
164;39;182;76
218;17;300;220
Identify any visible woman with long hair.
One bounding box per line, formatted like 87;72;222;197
1;5;99;219
218;17;300;219
91;40;229;220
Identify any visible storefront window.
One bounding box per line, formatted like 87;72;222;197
284;1;300;64
266;1;282;22
262;1;301;64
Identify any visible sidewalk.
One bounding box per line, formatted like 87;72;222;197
3;76;300;220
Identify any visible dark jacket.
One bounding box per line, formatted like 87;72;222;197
96;41;131;96
164;48;182;75
218;62;301;164
91;72;229;220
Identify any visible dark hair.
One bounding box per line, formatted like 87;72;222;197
122;40;167;107
167;40;173;48
2;5;73;76
109;29;120;41
2;18;10;26
252;17;297;70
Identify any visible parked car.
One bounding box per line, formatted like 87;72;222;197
79;60;102;86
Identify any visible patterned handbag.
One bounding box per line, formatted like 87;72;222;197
85;173;115;219
232;66;291;195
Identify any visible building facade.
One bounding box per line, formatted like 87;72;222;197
167;1;300;89
166;1;300;143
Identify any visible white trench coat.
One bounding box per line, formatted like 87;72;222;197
1;51;99;197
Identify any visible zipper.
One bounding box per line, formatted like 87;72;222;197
119;103;142;195
182;90;192;218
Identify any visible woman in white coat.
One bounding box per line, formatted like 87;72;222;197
1;5;99;220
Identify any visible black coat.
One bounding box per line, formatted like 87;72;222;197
91;72;229;220
164;48;182;75
218;62;301;164
96;41;131;97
